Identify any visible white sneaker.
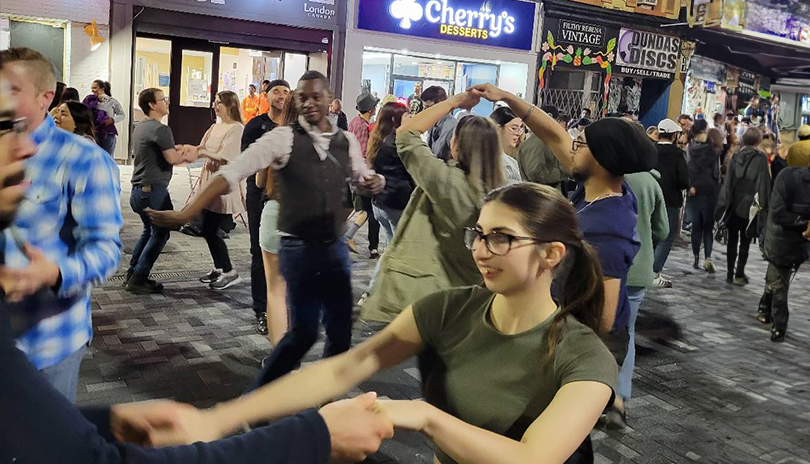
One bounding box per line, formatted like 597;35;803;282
653;275;672;288
209;270;242;290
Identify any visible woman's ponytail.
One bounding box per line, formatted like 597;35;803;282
545;241;605;357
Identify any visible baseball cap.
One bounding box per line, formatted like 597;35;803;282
798;125;810;138
657;119;682;134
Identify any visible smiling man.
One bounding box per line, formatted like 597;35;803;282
0;48;122;402
148;71;384;390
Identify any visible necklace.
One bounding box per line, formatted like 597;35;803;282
576;192;623;214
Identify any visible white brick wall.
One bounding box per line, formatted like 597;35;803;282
67;22;109;97
1;0;109;25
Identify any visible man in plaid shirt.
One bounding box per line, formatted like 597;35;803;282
0;48;122;402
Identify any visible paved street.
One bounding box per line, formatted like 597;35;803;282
77;166;810;464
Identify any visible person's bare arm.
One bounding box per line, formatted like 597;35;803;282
146;307;425;445
375;381;612;464
471;84;573;172
601;278;620;333
148;176;230;228
398;92;480;135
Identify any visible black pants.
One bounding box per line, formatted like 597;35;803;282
361;195;380;251
759;263;797;332
202;209;233;273
726;214;752;279
246;176;267;316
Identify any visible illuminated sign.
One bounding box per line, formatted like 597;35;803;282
357;0;535;50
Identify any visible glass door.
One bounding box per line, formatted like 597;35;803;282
169;39;219;145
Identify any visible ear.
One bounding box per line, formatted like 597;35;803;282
540;242;567;269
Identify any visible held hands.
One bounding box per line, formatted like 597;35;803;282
689;187;697;197
469;83;510;103
357;173;385;196
0;244;61;302
803;222;810;241
147;208;191;229
176;144;200;162
371;399;432;432
320;392;394;463
204;160;221;173
449;91;481;111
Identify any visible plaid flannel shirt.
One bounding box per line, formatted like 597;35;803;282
3;115;122;369
348;115;370;157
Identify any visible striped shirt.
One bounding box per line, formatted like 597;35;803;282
348;115;371;157
3;115;122;369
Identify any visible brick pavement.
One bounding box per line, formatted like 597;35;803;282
78;166;810;464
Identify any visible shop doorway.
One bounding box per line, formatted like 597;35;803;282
133;34;327;146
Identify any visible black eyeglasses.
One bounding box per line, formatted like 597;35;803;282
464;227;542;256
0;118;28;135
572;139;588;151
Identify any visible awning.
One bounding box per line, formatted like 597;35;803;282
685;26;810;81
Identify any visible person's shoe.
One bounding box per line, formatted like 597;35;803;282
703;258;716;274
693;256;700;270
771;329;786;343
123;268;134;287
733;276;749;286
726;275;734;284
209;270;242;290
256;313;268;335
200;269;222;284
125;278;164;294
357;292;369;306
347;239;359;254
369;249;380;259
653;275;672;288
757;312;772;324
599;404;627;430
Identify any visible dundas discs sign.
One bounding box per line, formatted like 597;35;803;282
616;28;680;80
357;0;536;50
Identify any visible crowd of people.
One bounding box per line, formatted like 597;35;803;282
1;45;809;464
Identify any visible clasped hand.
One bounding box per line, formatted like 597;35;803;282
0;244;60;302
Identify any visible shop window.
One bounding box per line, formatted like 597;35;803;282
133;37;171;122
283;53;308;86
362;51;392;100
180;49;213;108
549;70;585;90
7;19;65;80
393;55;455;80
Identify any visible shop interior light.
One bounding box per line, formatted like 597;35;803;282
84;20;106;51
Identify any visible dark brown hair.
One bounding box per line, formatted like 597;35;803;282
367;102;407;167
264;92;299;198
138;88;163;115
217;90;243;124
61;101;96;140
483;183;606;356
93;80;112;97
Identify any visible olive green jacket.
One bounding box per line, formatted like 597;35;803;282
360;130;483;323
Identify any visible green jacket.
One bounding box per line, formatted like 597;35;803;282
360;130;484;323
625;171;669;288
517;134;569;190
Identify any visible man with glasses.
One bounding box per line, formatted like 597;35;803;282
124;88;198;294
0;47;122;401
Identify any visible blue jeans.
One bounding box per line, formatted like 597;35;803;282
249;237;353;391
687;195;717;259
372;204;403;245
99;135;117;156
617;287;645;402
40;344;88;403
129;185;172;281
653;207;681;274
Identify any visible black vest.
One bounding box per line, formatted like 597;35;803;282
277;124;351;242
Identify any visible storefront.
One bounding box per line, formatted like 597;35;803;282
110;0;346;160
538;0;684;126
1;0;111;99
344;0;540;119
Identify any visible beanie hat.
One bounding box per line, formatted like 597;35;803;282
584;118;658;176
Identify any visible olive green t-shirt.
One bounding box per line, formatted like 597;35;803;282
412;286;618;464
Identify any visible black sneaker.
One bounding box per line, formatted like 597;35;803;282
771;329;786;343
122;268;134;287
125;278;164;294
200;269;222;284
369;249;380;259
256;313;268;335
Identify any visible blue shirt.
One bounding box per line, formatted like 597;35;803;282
3;115;122;369
572;183;640;331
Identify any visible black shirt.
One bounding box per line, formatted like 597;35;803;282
655;143;689;208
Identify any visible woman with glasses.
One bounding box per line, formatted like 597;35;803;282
191;90;246;290
158;183;617;464
360;90;506;322
490;106;524;184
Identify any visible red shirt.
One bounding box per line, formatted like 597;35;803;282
348;115;371;157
